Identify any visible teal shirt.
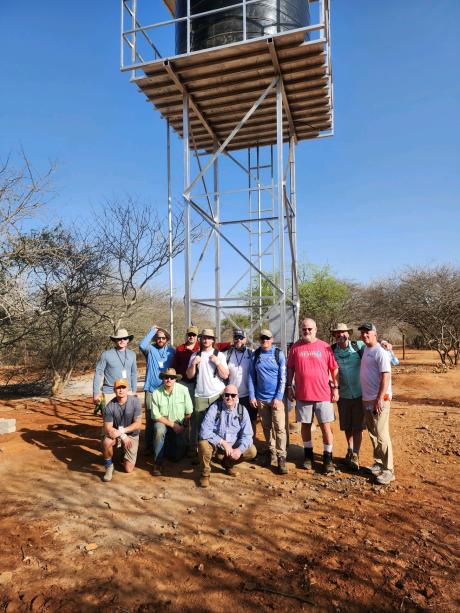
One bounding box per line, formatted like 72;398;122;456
333;340;365;399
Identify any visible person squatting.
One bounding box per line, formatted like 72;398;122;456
94;322;396;487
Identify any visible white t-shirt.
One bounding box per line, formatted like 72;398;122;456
226;347;252;398
360;343;392;402
189;349;228;398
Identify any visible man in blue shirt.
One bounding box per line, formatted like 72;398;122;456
331;323;366;471
248;329;287;474
93;328;137;413
139;325;175;454
198;384;256;488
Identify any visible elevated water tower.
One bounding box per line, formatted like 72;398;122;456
120;0;333;351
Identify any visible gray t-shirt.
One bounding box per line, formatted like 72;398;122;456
104;396;142;436
360;344;392;402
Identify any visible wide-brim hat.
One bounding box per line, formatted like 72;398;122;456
331;323;353;333
200;328;216;338
110;328;134;341
159;368;182;381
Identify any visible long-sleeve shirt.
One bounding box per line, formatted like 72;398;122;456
93;348;137;396
151;383;193;422
200;400;253;453
172;341;200;381
139;327;175;392
248;346;286;402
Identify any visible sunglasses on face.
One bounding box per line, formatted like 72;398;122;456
302;328;314;332
259;336;270;341
162;376;175;380
187;333;197;337
233;336;244;340
224;393;237;398
156;337;167;341
117;337;129;341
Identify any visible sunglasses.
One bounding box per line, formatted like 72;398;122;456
156;336;167;341
117;337;129;341
233;336;244;340
115;385;127;389
187;333;197;337
302;328;314;332
259;336;271;341
162;376;175;380
224;393;237;398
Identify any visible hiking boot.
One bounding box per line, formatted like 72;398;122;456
222;457;238;477
103;463;114;482
323;452;335;474
199;475;210;488
152;463;162;477
375;469;395;485
302;447;314;470
278;456;288;475
345;448;353;464
350;452;360;472
365;463;383;476
263;450;277;467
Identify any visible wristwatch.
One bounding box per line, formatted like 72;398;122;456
329;382;339;389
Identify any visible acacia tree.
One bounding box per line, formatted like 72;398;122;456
93;197;202;332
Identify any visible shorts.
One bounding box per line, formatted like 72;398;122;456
102;432;139;465
296;400;335;424
337;397;365;431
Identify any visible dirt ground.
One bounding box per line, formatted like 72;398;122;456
0;349;459;612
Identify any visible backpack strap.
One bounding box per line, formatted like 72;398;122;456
351;340;364;358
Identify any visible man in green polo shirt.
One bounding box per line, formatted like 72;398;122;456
151;368;193;476
331;323;366;471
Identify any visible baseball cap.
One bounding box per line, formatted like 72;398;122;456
233;328;245;338
114;378;129;389
358;323;377;332
259;329;273;339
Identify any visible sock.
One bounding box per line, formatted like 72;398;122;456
323;444;333;453
303;441;313;448
104;459;113;467
348;443;353;451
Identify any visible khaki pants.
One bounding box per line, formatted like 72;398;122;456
364;400;394;471
198;440;257;477
258;400;287;458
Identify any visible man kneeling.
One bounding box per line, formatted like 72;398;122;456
198;384;257;488
102;378;142;482
151;368;193;476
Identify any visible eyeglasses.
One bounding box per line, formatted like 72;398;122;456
156;337;167;341
259;336;271;341
224;393;237;398
302;328;314;332
115;385;127;389
162;376;175;380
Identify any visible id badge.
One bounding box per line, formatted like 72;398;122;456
121;369;127;378
158;361;164;368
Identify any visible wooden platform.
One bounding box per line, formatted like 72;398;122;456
134;29;332;152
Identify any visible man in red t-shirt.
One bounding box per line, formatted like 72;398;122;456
287;318;339;473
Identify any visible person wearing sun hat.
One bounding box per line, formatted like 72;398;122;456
330;323;366;471
150;368;193;476
93;328;138;414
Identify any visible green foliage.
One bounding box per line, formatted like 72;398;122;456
298;264;352;339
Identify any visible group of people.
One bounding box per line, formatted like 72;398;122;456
93;319;395;487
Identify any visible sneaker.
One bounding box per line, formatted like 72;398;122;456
375;469;395;485
199;476;210;488
345;448;353;464
323;452;335;474
278;457;288;475
152;463;162;477
365;463;383;476
103;463;114;482
350;452;360;471
302;448;314;470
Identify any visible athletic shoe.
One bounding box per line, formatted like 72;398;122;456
152;463;162;477
278;457;288;475
302;447;314;470
365;463;383;476
345;448;353;464
323;452;335;474
375;469;395;485
103;464;114;482
350;452;360;471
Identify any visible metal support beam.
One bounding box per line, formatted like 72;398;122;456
183;95;191;325
267;39;297;142
276;79;287;354
167;119;174;344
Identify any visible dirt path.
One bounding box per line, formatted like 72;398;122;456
0;351;459;612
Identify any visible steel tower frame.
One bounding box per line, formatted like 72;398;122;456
120;0;333;352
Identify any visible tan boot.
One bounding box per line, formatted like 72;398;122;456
199;475;210;488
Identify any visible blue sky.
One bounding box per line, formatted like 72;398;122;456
2;1;459;294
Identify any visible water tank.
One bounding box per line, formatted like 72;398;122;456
175;0;310;55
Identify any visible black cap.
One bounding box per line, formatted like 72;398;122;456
233;328;245;338
358;323;376;332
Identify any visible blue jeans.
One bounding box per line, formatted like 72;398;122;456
153;422;187;463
